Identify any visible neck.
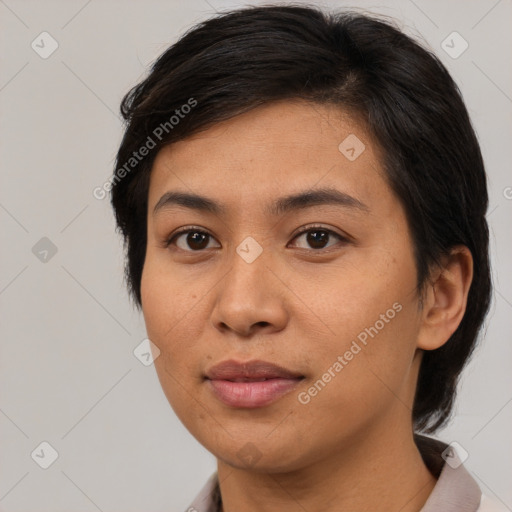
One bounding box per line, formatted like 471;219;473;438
217;423;437;512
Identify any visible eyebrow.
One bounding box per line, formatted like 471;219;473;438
153;187;369;217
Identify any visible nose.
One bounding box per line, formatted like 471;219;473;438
210;248;289;337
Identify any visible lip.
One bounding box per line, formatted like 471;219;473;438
205;359;303;380
205;359;304;408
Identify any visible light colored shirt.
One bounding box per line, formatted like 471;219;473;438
185;435;508;512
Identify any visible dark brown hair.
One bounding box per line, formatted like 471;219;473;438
111;4;491;433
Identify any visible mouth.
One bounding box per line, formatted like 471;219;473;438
224;377;274;382
204;359;305;408
205;358;304;380
206;377;304;408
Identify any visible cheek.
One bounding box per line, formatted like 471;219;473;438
300;246;421;409
292;302;421;451
140;253;220;380
141;264;172;343
140;263;208;428
140;258;194;375
140;252;202;337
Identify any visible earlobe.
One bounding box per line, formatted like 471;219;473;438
417;246;474;351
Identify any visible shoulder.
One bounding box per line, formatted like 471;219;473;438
185;472;220;512
477;494;510;512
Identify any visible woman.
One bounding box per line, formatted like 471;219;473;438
110;5;504;511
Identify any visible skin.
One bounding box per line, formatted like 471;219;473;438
141;99;473;512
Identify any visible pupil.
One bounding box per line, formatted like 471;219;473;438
307;230;328;249
188;232;208;250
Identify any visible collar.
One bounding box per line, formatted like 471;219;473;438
186;435;482;512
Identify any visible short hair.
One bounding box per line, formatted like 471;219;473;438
110;4;491;433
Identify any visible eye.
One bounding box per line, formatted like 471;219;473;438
166;227;220;252
289;225;347;250
165;225;348;253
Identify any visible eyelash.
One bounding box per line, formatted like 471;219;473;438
164;224;349;252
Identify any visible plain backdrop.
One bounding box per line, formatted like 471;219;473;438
0;0;511;510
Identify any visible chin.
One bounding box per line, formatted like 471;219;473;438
204;434;310;473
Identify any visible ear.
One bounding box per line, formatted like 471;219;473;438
416;246;473;351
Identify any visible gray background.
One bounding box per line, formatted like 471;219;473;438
0;0;511;510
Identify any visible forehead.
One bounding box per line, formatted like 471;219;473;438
148;100;390;215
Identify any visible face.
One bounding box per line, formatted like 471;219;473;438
141;100;424;472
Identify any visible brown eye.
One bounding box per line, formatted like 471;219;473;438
291;227;346;250
167;229;220;251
